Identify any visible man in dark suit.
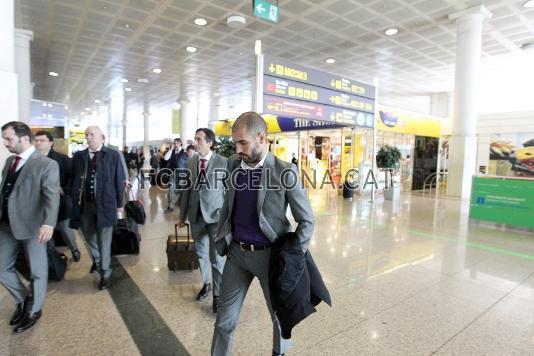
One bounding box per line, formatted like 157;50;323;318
69;126;125;290
34;131;80;262
178;129;226;313
164;138;185;212
211;112;314;356
0;121;60;333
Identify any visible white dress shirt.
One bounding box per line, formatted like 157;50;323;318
164;147;182;161
240;152;267;170
13;145;35;172
89;144;103;159
198;150;213;172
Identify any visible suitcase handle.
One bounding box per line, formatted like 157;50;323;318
174;223;192;244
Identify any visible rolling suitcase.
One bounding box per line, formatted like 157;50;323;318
167;223;198;271
111;218;140;255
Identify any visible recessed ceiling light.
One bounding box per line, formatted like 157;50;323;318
137;78;149;83
186;46;197;53
385;28;399;36
194;18;207;26
125;87;132;92
99;105;105;109
213;92;220;96
325;58;336;64
227;15;246;28
121;78;128;83
94;99;101;104
48;103;53;107
49;71;59;76
152;68;162;74
42;102;47;107
523;0;534;8
85;107;91;111
64;106;69;110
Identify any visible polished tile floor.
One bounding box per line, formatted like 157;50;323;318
1;186;534;355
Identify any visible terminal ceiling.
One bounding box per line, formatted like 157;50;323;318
15;0;534;118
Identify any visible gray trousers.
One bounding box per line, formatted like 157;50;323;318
191;218;225;296
211;241;291;356
0;223;47;314
167;174;180;208
80;202;113;278
56;218;78;252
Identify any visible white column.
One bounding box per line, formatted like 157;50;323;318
0;0;18;172
253;40;263;113
122;95;128;148
14;28;33;124
429;92;451;119
180;99;196;143
209;101;220;123
107;104;113;142
447;5;492;199
143;97;150;168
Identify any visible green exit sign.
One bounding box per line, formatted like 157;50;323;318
253;0;279;23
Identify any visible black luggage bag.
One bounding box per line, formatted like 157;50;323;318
16;243;68;281
125;200;146;225
52;228;67;247
167;223;198;271
111;218;140;255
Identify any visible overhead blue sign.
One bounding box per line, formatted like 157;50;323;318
264;55;375;100
264;75;374;113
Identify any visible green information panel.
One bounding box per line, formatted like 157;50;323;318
470;176;534;229
253;0;279;23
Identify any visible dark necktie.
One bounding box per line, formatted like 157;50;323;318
10;156;21;176
200;158;207;176
90;151;98;168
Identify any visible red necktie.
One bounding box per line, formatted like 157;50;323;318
10;156;21;175
200;159;207;176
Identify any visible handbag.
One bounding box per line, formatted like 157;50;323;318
124;188;146;225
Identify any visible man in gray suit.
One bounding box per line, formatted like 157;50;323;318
0;121;60;333
211;112;314;356
178;128;226;313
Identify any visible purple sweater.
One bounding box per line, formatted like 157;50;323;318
231;169;271;246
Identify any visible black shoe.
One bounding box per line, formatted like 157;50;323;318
9;303;25;326
90;262;98;274
98;277;111;290
164;207;174;213
272;352;285;356
196;283;211;301
13;311;41;333
212;296;220;314
72;249;81;262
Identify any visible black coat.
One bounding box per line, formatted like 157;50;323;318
47;149;73;221
167;148;185;170
69;146;125;229
269;232;331;339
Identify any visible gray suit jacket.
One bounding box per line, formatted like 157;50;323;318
180;152;227;225
0;151;60;239
215;153;314;255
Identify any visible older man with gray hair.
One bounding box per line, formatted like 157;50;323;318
69;126;125;290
